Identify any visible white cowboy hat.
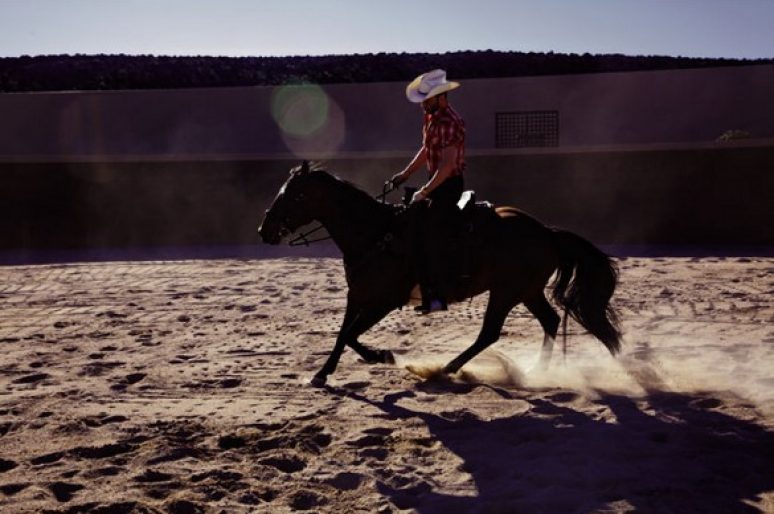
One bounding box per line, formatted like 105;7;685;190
405;69;460;103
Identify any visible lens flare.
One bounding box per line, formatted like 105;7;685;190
270;84;346;158
271;84;330;137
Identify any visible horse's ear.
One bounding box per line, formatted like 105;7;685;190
290;161;310;176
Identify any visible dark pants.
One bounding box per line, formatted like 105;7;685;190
411;175;464;303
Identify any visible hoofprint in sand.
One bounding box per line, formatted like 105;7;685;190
0;257;771;513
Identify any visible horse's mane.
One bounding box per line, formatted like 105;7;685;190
309;167;393;215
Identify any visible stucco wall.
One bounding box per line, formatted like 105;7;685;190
0;65;772;159
1;66;772;255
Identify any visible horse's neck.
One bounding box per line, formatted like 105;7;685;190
317;181;391;260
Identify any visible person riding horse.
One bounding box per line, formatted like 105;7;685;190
391;69;466;314
258;164;622;386
258;72;621;387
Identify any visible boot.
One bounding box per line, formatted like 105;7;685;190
414;285;447;314
414;298;447;315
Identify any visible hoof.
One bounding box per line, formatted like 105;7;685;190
380;350;396;365
441;364;459;375
310;375;327;388
363;350;396;365
405;363;451;380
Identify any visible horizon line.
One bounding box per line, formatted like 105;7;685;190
2;49;772;61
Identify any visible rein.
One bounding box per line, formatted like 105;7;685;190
287;180;398;247
288;224;332;247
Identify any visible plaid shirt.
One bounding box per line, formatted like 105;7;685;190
422;106;466;177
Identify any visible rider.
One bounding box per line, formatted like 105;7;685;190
391;69;466;314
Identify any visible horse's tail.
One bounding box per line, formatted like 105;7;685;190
550;230;622;355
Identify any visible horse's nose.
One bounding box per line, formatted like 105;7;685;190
257;221;280;245
257;221;270;242
258;225;271;244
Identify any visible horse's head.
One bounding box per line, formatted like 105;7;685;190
258;161;324;245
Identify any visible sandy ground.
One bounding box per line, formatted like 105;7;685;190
0;256;772;513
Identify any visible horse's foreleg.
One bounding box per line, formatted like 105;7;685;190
312;303;393;386
312;309;359;387
524;295;560;370
345;306;396;367
349;339;396;365
442;294;514;374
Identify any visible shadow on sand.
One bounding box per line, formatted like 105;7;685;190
340;381;773;514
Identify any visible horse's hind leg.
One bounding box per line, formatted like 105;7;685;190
442;293;514;374
524;294;560;370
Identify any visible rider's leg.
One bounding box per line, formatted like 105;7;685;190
423;206;451;309
408;202;446;313
406;202;432;309
421;192;463;309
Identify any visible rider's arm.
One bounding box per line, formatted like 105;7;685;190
398;146;427;181
418;146;457;197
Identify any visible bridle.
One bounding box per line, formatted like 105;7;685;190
273;190;329;247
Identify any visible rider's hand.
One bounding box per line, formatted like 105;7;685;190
390;172;407;187
410;189;428;204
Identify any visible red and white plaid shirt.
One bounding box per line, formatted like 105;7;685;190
422;105;466;177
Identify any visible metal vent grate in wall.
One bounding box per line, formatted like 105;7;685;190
495;111;559;148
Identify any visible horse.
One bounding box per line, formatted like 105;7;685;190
258;161;622;386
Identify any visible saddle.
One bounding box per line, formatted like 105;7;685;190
391;187;496;257
392;188;498;306
457;190;476;211
396;188;496;237
453;191;496;285
457;190;494;218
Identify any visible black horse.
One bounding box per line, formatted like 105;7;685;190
258;162;621;386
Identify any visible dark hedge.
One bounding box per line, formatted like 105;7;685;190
0;50;770;92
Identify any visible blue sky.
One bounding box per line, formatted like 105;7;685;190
0;0;772;59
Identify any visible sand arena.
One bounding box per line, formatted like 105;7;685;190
0;256;772;513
